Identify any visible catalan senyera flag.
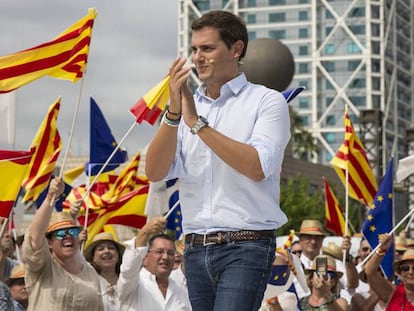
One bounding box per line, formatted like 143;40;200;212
80;185;149;248
129;76;170;125
330;108;378;207
0;8;97;93
103;151;148;203
323;177;346;236
0;149;34;218
21;98;62;203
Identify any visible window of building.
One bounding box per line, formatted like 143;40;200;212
325;152;333;162
326;97;334;107
326;115;336;126
269;0;285;4
247;14;256;24
298;63;309;73
324;133;336;143
349;25;365;35
194;0;210;11
326;80;334;90
323;61;335;72
299;97;309;108
299;28;308;38
349;96;365;106
299;0;309;3
349;7;365;17
299;80;309;89
372;78;380;90
348;42;362;53
350;78;366;88
348;60;360;71
301;115;309;126
248;31;256;40
269;12;286;22
299;45;308;55
326;26;333;36
269;30;286;39
325;10;334;19
248;0;256;7
299;11;308;21
325;43;335;54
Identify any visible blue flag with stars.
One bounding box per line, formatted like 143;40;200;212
362;157;394;278
165;178;182;240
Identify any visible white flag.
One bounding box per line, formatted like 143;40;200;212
396;154;414;182
0;92;16;145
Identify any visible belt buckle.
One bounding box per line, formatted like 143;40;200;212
203;233;216;246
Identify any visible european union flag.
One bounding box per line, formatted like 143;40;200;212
166;178;182;240
362;157;394;278
85;97;128;176
281;86;305;103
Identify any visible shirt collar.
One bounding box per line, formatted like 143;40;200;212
195;72;248;101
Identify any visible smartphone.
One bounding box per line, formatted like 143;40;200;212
316;257;328;280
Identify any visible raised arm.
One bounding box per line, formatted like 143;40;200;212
28;177;64;251
364;233;394;304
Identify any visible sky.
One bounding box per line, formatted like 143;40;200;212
0;0;178;157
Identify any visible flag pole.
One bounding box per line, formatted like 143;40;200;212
163;200;180;220
50;78;86;206
81;121;137;221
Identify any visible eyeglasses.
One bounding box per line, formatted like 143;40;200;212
52;227;80;240
327;271;336;279
399;264;414;273
361;247;371;252
148;248;175;258
292;250;303;255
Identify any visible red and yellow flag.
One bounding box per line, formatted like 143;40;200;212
0;8;97;93
21;98;62;203
323;178;346;236
0;149;34;218
330;108;378;207
130;76;170;125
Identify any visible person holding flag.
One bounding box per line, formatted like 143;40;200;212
145;9;291;311
365;233;414;310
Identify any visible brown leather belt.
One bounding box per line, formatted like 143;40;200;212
185;230;276;246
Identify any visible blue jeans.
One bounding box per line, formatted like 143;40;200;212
184;236;276;311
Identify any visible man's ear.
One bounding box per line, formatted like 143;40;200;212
233;40;244;60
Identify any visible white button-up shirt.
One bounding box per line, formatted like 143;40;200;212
168;73;291;234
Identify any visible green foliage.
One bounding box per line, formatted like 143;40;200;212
277;174;365;236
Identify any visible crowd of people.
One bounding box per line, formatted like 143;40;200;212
2;8;412;311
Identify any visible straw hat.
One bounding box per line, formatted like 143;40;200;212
46;212;81;235
297;219;326;236
407;239;414;248
5;264;25;286
322;242;343;260
394;249;414;274
83;232;125;262
305;255;343;279
395;236;408;252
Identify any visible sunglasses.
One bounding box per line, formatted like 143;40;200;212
400;264;414;273
52;227;80;240
292;250;303;255
361;247;371;252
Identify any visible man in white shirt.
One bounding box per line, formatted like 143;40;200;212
118;217;191;311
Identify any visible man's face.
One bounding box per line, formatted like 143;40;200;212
358;240;371;260
299;234;324;260
9;279;28;304
191;26;241;85
143;238;175;279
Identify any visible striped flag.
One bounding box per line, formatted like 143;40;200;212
0;149;34;218
103;151;148;203
330;108;378;207
21;98;62;203
0;8;97;93
130;76;170;125
323;177;346;236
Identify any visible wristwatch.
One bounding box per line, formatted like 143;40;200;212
190;116;209;135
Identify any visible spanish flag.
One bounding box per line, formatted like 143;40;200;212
0;149;34;218
129;76;170;125
0;8;97;93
